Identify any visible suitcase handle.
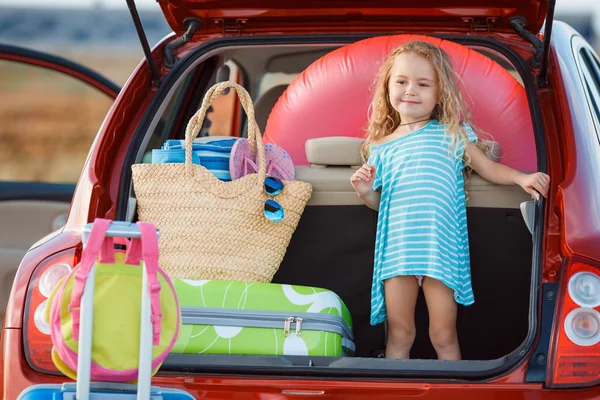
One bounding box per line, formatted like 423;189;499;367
82;220;159;242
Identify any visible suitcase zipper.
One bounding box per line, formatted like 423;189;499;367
283;317;303;336
283;316;295;336
181;307;353;341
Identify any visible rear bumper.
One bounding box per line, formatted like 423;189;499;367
3;328;599;400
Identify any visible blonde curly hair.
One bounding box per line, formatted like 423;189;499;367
361;40;486;176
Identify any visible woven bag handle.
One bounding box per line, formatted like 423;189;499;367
184;81;266;181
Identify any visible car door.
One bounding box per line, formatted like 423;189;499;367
0;44;119;326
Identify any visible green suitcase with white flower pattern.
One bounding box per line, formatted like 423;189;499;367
170;279;354;357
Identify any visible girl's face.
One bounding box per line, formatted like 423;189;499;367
388;52;439;122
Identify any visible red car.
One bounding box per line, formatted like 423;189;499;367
2;0;600;398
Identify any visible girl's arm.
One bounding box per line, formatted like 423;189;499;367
466;142;550;201
359;189;381;212
351;164;381;211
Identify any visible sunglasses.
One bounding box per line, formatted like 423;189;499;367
264;176;284;222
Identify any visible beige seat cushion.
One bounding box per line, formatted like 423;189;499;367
305;136;501;167
300;137;529;208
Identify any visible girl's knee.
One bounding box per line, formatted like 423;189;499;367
429;326;458;349
388;324;416;347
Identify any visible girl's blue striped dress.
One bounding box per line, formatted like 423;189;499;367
367;120;478;326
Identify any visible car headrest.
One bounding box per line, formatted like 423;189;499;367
305;137;501;167
263;34;536;171
254;84;288;133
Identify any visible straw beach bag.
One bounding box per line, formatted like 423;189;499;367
131;81;312;282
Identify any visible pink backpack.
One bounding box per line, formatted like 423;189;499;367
48;219;181;383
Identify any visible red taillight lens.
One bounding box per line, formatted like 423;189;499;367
23;248;78;375
547;258;600;388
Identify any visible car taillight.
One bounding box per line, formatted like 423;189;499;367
547;258;600;388
23;248;78;375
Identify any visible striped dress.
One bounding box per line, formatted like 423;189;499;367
367;120;477;326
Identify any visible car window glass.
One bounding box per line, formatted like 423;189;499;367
0;61;114;183
580;48;600;142
582;49;600;92
199;60;244;137
138;69;197;164
587;49;600;79
139;60;241;163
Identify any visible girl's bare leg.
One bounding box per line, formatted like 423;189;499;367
384;276;420;359
422;277;461;360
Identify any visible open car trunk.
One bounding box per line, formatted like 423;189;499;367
120;33;545;379
273;205;533;361
159;204;534;376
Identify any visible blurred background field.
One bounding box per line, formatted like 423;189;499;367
0;6;170;183
0;2;598;184
0;53;139;182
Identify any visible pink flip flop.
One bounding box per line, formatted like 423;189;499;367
229;138;295;181
229;138;254;180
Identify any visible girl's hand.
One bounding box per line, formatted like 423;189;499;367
351;164;376;196
517;172;550;201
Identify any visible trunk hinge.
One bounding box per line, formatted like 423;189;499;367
508;0;556;88
125;0;161;88
214;18;248;36
164;18;202;69
462;17;497;33
509;16;543;68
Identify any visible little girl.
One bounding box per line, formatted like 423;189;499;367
350;41;550;360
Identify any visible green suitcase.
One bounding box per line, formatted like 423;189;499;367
171;280;354;357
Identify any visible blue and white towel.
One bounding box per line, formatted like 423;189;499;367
151;138;236;181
